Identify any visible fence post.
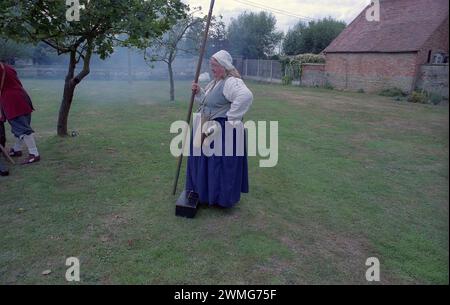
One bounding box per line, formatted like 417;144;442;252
270;60;273;83
257;59;260;80
245;59;248;77
300;63;304;86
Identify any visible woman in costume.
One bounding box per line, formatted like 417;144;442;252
0;60;40;165
187;50;253;208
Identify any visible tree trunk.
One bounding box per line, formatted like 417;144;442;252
168;61;175;102
57;79;76;136
57;50;77;137
0;121;5;148
56;41;93;137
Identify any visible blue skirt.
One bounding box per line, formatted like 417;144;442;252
185;117;249;208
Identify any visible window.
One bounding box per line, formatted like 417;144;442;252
431;52;447;64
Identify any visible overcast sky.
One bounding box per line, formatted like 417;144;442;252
183;0;369;32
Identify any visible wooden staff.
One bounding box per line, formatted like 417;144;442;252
172;0;216;195
0;143;15;165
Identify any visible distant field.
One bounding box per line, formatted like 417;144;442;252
0;79;448;284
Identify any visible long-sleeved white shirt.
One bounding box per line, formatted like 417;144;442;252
195;77;253;121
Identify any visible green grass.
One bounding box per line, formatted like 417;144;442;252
0;79;448;284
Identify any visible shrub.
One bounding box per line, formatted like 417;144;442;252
407;91;443;105
379;87;406;97
279;53;326;82
292;53;326;64
323;82;334;90
282;75;292;86
269;54;280;60
429;93;443;105
407;91;428;104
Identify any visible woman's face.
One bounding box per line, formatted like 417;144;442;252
210;58;226;80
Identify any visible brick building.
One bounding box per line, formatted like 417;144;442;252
323;0;449;94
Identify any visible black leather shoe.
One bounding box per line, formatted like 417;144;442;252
0;161;9;176
9;149;23;158
198;201;209;208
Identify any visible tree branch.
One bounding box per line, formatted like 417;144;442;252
73;39;93;85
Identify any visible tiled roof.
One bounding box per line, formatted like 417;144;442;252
324;0;449;53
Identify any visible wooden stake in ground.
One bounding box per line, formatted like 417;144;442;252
172;0;216;195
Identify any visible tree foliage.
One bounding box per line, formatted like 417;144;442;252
279;53;326;85
227;12;283;59
0;38;31;63
144;8;204;101
145;8;227;101
182;15;228;58
31;42;66;65
283;17;346;55
0;0;187;136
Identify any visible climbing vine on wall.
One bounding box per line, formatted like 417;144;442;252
280;53;325;85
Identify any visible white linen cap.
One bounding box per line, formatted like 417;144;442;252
211;50;235;71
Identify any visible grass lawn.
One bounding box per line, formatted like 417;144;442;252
0;79;448;284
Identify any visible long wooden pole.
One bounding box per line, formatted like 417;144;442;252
172;0;216;195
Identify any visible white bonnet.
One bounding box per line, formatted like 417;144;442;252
211;50;235;71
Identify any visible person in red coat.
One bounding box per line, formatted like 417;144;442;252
0;60;40;164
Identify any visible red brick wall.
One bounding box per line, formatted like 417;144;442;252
412;17;449;90
301;64;326;87
325;52;418;93
417;16;449;65
416;64;449;98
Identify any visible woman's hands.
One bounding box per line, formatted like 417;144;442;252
192;82;201;95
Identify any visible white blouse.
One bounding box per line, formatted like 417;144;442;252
195;77;253;121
